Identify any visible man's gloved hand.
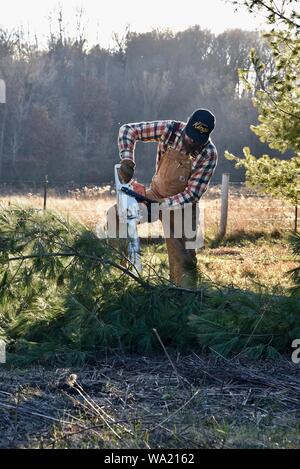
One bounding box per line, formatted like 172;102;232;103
119;159;135;183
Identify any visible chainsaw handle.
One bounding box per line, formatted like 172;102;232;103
120;187;156;205
114;164;123;190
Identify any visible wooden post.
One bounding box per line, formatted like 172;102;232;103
0;79;6;181
296;172;300;233
43;175;48;210
218;173;230;240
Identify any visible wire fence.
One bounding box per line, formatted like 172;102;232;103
0;176;297;235
0;178;277;198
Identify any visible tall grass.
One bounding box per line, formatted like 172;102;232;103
0;185;295;235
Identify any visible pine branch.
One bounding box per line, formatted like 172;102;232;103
254;0;300;28
253;61;300;121
4;250;206;295
234;0;300;28
4;251;150;288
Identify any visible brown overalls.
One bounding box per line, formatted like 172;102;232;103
107;147;199;288
146;147;198;288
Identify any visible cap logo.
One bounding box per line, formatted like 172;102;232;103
193;121;209;133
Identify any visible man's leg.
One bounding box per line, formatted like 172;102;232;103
161;205;198;289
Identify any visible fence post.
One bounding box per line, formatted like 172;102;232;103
43;175;48;210
0;79;6;181
218;173;230;240
296;172;300;233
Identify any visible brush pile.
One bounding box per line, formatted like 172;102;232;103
0;207;299;365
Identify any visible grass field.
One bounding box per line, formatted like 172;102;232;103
0;185;297;290
0;186;299;449
0;184;294;235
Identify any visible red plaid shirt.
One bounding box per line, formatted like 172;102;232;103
118;120;218;207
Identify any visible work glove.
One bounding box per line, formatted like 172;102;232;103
119;159;135;184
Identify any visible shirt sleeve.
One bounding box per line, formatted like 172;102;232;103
165;146;218;207
118;121;171;161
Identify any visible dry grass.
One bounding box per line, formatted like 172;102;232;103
0;184;295;236
198;243;298;290
206;186;294;235
0;185;296;291
1;355;300;449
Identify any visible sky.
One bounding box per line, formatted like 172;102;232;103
0;0;270;49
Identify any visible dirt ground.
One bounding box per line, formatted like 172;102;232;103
1;355;300;449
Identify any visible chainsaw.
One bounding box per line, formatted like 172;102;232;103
114;164;156;273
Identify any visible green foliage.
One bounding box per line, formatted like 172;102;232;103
232;1;300;29
226;2;300;204
189;288;299;358
0;207;198;364
0;207;299;364
287;232;300;294
226;147;300;203
249;31;300;155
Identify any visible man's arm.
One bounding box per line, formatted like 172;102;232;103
118;121;172;161
165;146;218;207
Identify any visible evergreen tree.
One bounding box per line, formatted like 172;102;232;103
226;1;300;205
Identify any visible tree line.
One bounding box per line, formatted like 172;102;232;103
0;22;279;185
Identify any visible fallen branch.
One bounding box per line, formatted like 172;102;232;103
4;250;209;295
